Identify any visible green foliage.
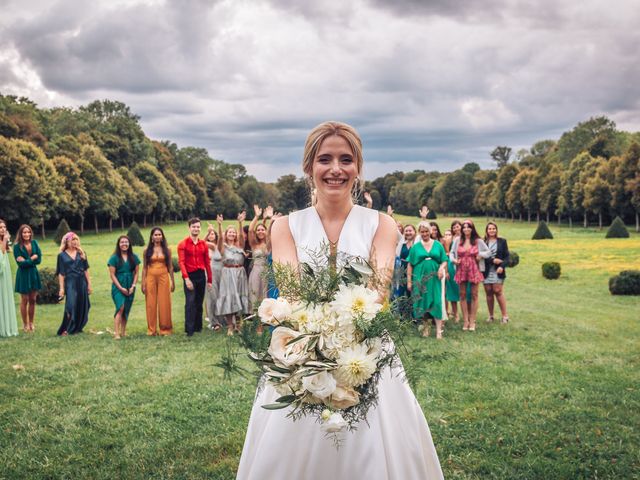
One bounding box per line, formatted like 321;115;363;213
126;221;145;246
532;220;554;240
432;169;475;214
35;267;60;304
52;155;89;220
507;251;519;268
608;270;640;295
605;216;630;238
542;261;561;279
172;255;180;273
53;219;71;244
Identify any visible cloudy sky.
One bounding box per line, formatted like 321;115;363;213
1;0;639;181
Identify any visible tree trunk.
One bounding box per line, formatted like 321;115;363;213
598;212;602;230
109;217;113;232
80;215;85;234
557;214;561;226
152;213;156;225
511;212;515;222
536;212;540;222
527;210;531;223
94;214;99;235
569;216;572;228
120;216;125;230
636;212;639;232
40;217;46;239
583;212;588;228
519;213;523;221
546;211;550;223
143;215;147;228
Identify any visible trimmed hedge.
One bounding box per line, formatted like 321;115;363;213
127;221;145;246
36;268;60;304
542;262;561;280
532;220;553;240
53;219;71;244
507;251;519;268
609;270;640;295
605;216;630;238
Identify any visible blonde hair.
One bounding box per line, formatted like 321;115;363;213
302;121;364;198
418;220;432;232
60;232;86;259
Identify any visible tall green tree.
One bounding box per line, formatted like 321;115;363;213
490;146;512;168
133;161;177;223
539;164;562;223
52;156;89;230
117;167;157;228
431;170;475;215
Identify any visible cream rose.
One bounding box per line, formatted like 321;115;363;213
326;385;360;409
268;327;311;367
302;371;337;399
321;412;347;433
258;298;293;325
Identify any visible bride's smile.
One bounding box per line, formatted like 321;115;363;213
312;135;358;196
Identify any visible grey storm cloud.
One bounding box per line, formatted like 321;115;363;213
1;0;639;181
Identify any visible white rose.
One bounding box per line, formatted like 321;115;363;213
302;371;337;399
258;298;279;325
326;385;360;409
268;327;311;367
272;298;293;321
321;412;347;433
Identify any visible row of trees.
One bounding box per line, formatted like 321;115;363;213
364;117;640;230
1;95;638;233
0;95;310;234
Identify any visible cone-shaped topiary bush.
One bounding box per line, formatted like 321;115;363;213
36;268;61;304
127;221;145;246
542;262;561;279
507;251;519;268
605;216;630;238
532;220;553;240
609;270;640;295
53;219;71;244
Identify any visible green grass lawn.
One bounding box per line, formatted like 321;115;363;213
1;217;639;479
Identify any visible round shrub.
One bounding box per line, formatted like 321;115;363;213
532;220;554;240
126;221;145;246
172;256;180;274
53;219;71;244
36;268;60;304
542;262;561;280
605;216;630;238
609;270;640;295
507;251;520;268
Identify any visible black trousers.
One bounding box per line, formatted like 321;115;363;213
184;269;206;335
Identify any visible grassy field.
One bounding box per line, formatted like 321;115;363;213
1;217;639;479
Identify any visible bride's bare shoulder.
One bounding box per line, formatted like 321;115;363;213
271;216;298;265
376;212;397;237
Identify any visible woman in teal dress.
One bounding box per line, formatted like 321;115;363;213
407;221;448;339
107;235;140;339
442;228;460;322
57;232;91;336
13;224;42;332
0;219;18;337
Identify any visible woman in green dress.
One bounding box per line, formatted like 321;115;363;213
442;228;460;322
13;224;42;332
107;236;140;339
407;221;448;339
0;219;18;337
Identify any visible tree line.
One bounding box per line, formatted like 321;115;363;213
363;117;640;231
1;95;639;234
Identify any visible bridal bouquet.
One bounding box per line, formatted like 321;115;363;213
248;254;406;437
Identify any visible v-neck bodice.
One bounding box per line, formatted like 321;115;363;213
288;205;379;266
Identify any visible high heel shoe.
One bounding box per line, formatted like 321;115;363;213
462;319;469;331
469;321;476;332
501;317;509;324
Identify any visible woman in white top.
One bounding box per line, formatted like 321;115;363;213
236;121;443;480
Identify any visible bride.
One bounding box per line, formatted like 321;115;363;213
236;121;444;479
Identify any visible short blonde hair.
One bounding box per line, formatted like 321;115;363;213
418;221;432;232
302;121;364;195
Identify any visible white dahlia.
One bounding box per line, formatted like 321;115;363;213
334;343;378;388
330;284;381;327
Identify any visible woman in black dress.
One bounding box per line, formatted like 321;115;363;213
56;232;91;335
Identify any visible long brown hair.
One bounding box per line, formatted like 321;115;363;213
14;224;33;246
144;227;171;269
0;219;8;251
484;221;499;242
112;235;136;271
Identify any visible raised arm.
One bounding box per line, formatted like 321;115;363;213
237;210;246;246
248;205;261;249
216;214;225;254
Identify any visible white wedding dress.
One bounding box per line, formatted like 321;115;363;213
237;206;444;479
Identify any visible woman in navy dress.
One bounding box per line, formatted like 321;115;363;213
56;232;91;336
